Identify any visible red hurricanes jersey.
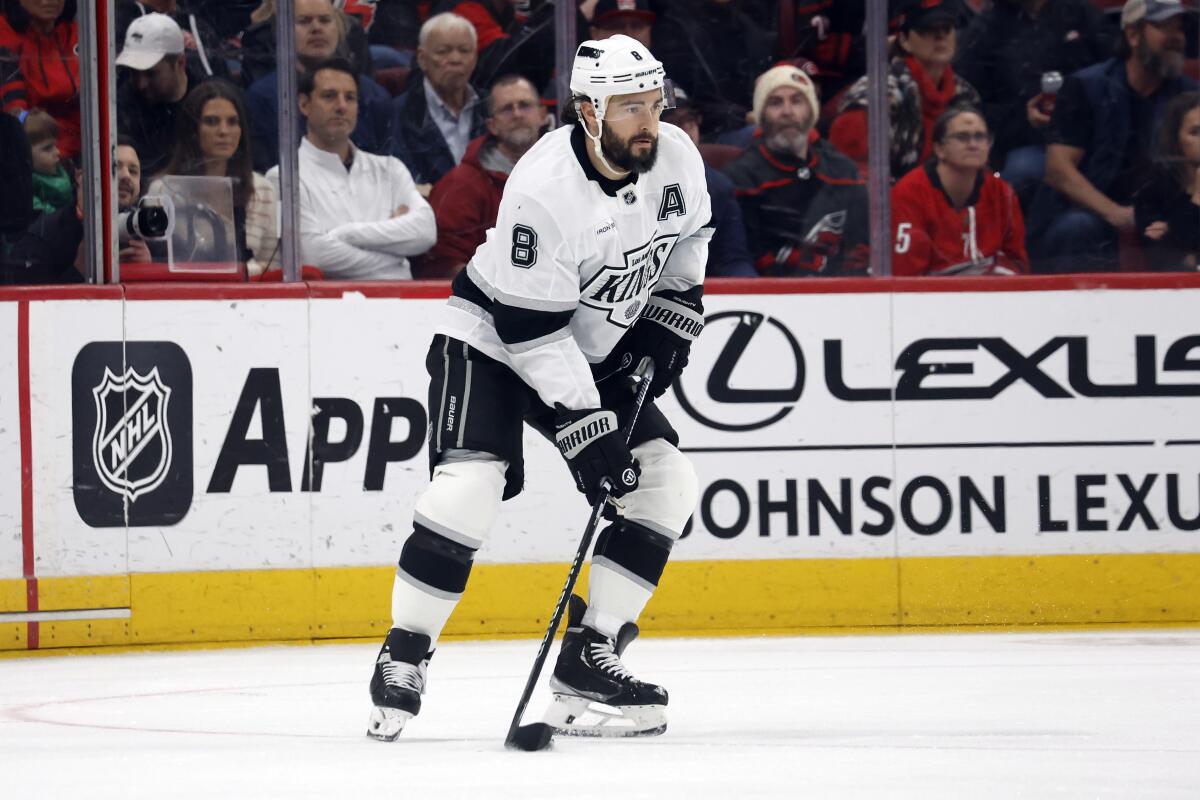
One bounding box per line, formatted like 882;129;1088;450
890;162;1029;276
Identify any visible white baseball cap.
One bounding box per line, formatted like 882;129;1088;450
1122;0;1191;28
116;13;185;71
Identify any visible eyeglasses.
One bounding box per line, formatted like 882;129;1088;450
604;98;667;122
944;132;992;145
492;100;539;118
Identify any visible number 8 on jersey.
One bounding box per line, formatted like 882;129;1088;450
511;224;538;268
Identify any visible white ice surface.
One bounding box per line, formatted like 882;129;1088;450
2;630;1199;799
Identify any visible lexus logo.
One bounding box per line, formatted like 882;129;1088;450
675;311;804;431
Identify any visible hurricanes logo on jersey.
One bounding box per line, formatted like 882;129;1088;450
580;233;679;326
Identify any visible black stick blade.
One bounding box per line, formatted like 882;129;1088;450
506;723;554;752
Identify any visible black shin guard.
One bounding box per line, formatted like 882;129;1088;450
592;520;674;589
398;522;478;595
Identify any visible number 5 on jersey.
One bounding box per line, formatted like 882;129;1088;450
511;224;538;268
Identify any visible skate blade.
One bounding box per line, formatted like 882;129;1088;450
543;693;666;738
366;706;413;742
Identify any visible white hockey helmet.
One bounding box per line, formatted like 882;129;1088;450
569;34;671;122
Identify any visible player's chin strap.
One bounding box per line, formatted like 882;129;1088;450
576;99;627;178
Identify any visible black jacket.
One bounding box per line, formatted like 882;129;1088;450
5;205;85;285
116;66;207;177
1134;165;1200;272
390;77;486;186
723;135;870;276
955;0;1115;162
0;111;33;238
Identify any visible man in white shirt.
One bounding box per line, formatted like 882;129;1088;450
272;58;436;280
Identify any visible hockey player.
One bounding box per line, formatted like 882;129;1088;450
367;34;712;741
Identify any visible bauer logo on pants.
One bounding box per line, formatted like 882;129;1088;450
72;341;193;527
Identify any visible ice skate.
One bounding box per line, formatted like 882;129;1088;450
545;595;667;738
366;628;432;741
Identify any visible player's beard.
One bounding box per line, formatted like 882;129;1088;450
602;125;659;173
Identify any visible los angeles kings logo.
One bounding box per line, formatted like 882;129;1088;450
72;342;193;527
581;233;679;326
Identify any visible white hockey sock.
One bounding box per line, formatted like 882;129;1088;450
584;560;653;640
391;569;459;646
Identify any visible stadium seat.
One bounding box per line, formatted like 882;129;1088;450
698;143;743;171
374;67;412;97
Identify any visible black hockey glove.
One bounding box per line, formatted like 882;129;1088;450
554;405;640;505
601;287;704;399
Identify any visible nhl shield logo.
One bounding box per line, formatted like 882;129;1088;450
73;341;192;527
91;366;174;501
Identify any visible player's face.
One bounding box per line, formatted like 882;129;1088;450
935;112;991;171
299;68;359;145
600;88;662;173
760;86;813;157
116;145;142;210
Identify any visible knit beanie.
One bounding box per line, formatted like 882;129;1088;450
752;65;820;126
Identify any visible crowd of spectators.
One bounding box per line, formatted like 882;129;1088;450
0;0;1198;284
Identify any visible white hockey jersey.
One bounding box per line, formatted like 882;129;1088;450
437;121;712;412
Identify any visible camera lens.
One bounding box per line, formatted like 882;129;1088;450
138;206;170;238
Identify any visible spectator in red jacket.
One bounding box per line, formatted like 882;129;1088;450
830;0;979;181
891;107;1028;276
422;73;544;278
0;0;80;160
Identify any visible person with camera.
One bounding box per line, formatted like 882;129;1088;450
5;137;158;284
115;137;155;264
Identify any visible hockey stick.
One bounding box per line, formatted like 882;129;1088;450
505;357;656;752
